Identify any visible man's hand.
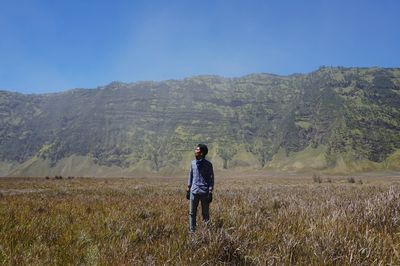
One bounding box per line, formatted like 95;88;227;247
208;192;213;203
186;190;190;200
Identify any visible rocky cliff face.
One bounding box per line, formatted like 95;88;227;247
1;67;399;176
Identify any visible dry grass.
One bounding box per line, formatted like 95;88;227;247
1;174;400;265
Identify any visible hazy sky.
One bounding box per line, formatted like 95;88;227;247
1;0;399;93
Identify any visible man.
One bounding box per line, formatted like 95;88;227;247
187;143;214;232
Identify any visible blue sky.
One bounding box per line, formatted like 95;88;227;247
1;0;399;93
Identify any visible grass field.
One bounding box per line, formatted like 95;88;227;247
1;174;400;265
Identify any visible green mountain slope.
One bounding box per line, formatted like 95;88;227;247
1;67;399;176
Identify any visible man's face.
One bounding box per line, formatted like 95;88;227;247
195;147;202;158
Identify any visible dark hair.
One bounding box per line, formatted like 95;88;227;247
197;144;208;157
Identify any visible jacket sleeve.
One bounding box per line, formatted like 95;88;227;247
188;163;193;187
209;163;214;189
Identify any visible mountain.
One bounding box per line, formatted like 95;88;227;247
1;67;399;177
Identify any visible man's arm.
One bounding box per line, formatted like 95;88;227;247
209;163;214;193
187;164;193;191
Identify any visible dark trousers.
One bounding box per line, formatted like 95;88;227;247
189;193;210;232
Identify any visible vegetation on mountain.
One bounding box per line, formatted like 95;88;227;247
0;67;399;176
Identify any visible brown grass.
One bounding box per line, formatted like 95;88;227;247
0;174;400;265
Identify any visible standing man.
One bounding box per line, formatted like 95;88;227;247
187;144;214;232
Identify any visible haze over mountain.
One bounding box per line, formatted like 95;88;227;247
1;67;399;177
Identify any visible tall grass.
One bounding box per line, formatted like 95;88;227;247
0;176;399;264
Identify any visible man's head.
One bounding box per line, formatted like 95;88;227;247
195;144;208;159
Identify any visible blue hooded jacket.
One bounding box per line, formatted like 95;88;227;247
188;158;214;194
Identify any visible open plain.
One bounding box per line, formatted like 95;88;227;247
1;173;400;265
